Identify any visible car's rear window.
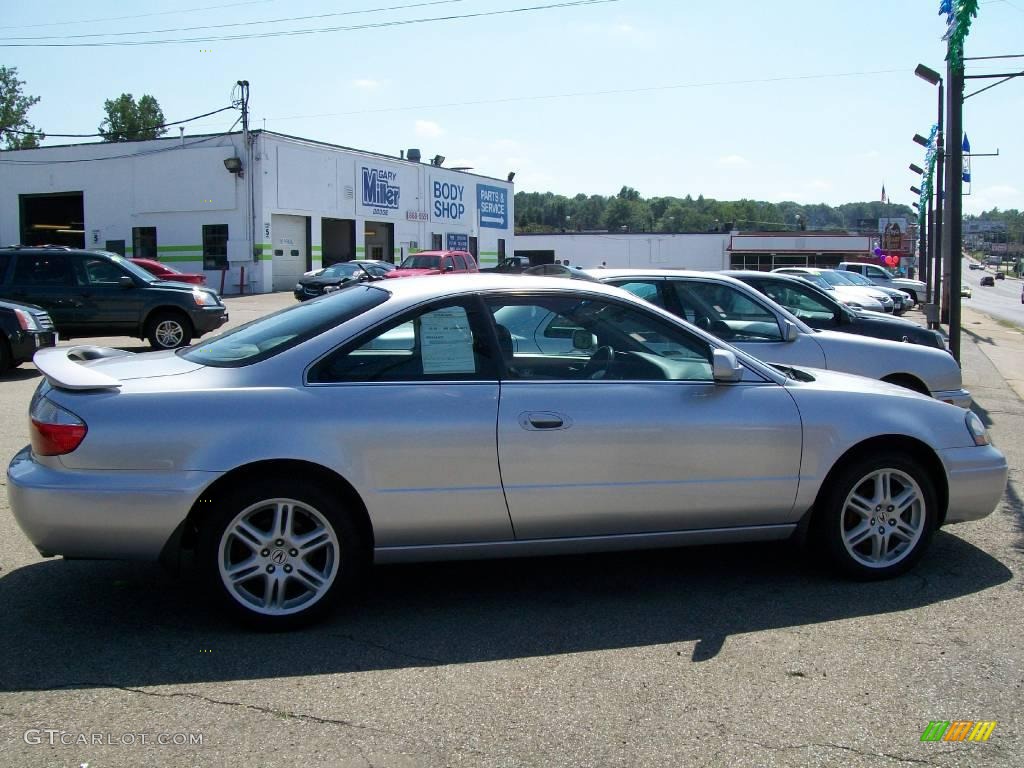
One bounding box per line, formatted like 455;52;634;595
180;284;389;366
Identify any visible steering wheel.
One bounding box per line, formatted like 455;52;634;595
581;345;615;379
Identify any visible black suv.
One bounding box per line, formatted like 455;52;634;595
0;247;228;349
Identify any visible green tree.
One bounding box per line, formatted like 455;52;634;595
98;93;167;142
0;66;43;149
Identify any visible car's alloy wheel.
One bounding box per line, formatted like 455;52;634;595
146;311;193;349
218;498;340;617
816;453;936;579
198;480;365;628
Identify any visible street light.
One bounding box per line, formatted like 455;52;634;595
912;134;931;148
910;186;922;195
915;62;945;338
909;163;925;175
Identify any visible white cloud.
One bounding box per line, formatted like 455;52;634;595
414;119;444;138
352;79;381;89
719;155;748;167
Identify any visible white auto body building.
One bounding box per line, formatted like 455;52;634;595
515;231;876;271
0;130;514;294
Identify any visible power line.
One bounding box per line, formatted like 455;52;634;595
0;0;468;42
0;0;618;47
256;68;906;124
0;1;277;30
3;105;237;138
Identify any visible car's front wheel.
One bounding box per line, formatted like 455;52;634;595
815;453;937;579
146;311;193;349
197;480;365;628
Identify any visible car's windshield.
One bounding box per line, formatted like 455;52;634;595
793;272;833;292
101;252;158;283
818;270;857;286
320;263;362;278
399;254;441;269
180;284;389;366
841;271;873;286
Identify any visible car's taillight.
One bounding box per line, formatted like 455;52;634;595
13;307;38;331
29;397;87;456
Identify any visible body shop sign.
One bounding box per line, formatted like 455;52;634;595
431;178;467;223
477;184;508;229
361;166;400;216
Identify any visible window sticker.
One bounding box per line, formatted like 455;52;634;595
420;307;476;374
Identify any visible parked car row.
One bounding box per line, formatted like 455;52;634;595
9;274;1007;629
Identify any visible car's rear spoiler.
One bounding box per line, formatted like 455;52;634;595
33;346;132;391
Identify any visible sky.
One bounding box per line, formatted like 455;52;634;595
2;0;1022;215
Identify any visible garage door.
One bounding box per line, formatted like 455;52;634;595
271;214;307;292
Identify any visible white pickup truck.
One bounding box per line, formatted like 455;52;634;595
838;262;927;304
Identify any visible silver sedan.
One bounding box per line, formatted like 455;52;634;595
8;275;1007;628
593;270;970;408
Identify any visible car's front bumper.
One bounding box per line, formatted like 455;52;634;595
189;306;229;335
931;388;972;409
7;446;212;560
8;329;57;365
939;444;1008;524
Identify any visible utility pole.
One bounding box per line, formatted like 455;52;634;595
236;80;255;265
944;59;963;362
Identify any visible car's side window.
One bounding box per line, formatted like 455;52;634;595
453;254;467;271
309;299;495;383
485;295;713;382
612;281;667;309
77;256;128;286
668;281;782;342
865;266;886;279
12;253;75;286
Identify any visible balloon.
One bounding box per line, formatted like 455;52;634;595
885;255;896;267
891;255;900;266
873;247;883;256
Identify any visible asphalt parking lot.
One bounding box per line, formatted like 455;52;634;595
1;293;1022;768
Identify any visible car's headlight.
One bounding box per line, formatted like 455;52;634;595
965;411;990;446
192;289;219;306
13;307;41;331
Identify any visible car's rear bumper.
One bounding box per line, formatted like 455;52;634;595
7;446;212;560
939;445;1008;524
931;388;972;409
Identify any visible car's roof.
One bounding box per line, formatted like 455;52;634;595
721;270;809;283
587;268;759;289
365;273;648;303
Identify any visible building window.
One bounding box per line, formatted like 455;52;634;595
498;238;506;259
203;224;228;270
132;227;157;260
431;233;443;250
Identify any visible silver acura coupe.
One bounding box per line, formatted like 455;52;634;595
8;275;1007;628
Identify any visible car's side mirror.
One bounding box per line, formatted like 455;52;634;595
444;264;455;272
712;349;743;382
783;320;800;342
119;275;134;288
572;330;596;351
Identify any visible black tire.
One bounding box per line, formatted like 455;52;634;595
146;311;193;349
814;452;937;580
197;478;367;629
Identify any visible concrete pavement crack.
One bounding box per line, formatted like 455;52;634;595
326;632;446;666
734;736;949;766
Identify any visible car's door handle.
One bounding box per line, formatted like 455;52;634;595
519;411;571;431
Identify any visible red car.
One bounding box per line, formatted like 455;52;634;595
385;250;478;278
131;258;207;285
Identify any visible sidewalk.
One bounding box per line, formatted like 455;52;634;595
941;304;1024;403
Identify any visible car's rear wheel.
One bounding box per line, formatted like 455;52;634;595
815;453;937;579
198;480;365;629
146;311;193;349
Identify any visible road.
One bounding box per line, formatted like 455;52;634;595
961;257;1023;327
0;293;1022;768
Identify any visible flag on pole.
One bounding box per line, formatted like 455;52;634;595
962;133;972;183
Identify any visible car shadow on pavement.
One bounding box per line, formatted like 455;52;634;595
0;532;1010;693
0;367;40;383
